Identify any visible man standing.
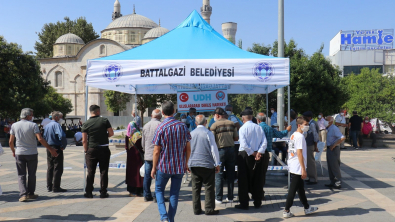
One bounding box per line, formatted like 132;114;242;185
187;108;197;131
349;111;363;150
257;113;290;200
210;107;238;204
335;109;347;149
43;111;67;192
270;107;278;126
132;110;142;129
302;111;319;184
289;110;298;135
74;129;83;146
151;101;191;222
225;104;242;130
236;109;267;210
283;117;318;218
361;116;377;148
325;116;345;189
9;108;58;202
188;115;221;215
317;113;327;147
82;105;114;198
142;109;162;202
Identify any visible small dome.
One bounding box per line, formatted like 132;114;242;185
55;33;84;44
143;26;169;39
104;13;158;30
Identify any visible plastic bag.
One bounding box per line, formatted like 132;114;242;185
140;163;145;177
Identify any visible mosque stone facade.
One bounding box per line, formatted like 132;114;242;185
38;0;235;118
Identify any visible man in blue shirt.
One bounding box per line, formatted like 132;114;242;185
43;111;67;193
257;113;291;199
270;108;278;126
186;108;197;131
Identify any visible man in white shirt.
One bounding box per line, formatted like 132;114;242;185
335;109;347;149
283;116;318;218
317;113;327;147
235;109;267;210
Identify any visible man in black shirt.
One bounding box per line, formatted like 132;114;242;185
348;111;363;150
82;105;114;198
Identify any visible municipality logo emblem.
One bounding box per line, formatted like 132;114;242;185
216;91;225;100
103;63;122;82
252;62;274;82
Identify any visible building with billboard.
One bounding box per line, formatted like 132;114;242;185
328;29;395;77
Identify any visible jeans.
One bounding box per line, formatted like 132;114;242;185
143;161;153;198
215;146;235;201
155;170;183;222
350;130;360;148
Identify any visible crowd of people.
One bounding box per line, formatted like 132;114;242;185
5;104;380;221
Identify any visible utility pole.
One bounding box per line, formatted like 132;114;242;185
277;0;285;130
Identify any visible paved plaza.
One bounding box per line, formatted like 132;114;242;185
1;140;395;222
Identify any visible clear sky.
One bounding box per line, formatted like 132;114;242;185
1;0;393;56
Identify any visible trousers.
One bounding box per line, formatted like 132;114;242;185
306;145;317;182
261;150;270;198
191;167;216;214
85;147;111;194
326;145;342;186
338;126;346;148
215;146;235;201
15;154;38;197
47;147;64;189
285;173;309;211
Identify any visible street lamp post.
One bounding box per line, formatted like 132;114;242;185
277;0;285;130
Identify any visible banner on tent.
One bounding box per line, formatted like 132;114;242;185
177;90;228;112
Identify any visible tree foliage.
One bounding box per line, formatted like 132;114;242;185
34;17;99;58
342;68;395;125
136;94;176;125
0;36;73;119
104;90;132;116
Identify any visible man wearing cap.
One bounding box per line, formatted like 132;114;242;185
236;109;267;210
302;111;319;184
210;107;238;204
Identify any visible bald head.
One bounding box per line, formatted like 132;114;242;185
195;114;206;126
152;109;162;119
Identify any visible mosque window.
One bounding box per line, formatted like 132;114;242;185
100;45;106;56
115;32;123;43
55;71;63;87
67;45;72;55
129;32;136;43
58;46;63;54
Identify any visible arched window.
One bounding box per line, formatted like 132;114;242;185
129;32;136;43
67;45;72;55
100;45;106;55
55;71;63;87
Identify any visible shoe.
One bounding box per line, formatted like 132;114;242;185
283;211;294;218
19;196;28;202
84;193;93;198
47;187;52;192
53;188;67;193
215;199;222;204
235;204;249;210
325;184;334;187
372;145;377;148
332;185;341;189
194;209;203;215
354;147;359;150
205;210;219;215
224;198;233;203
161;219;169;222
306;181;318;185
144;196;153;202
100;193;109;198
304;206;318;215
254;205;261;209
28;194;38;200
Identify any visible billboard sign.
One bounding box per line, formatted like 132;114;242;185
340;29;394;51
177;90;228;112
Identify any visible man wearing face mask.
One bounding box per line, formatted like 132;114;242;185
187;108;197;132
180;114;187;124
270;108;278;126
302;111;319;185
361;116;377;148
43;111;67;192
335;109;347;149
317;113;328;148
324;116;345;189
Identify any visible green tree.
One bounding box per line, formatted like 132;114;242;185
136;94;176;126
104;91;132;116
343;68;395;127
35;17;99;58
238;39;243;49
0;36;49;119
35;86;73;118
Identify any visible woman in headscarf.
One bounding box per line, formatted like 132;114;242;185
125;121;144;197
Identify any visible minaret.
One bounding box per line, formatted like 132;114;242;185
201;0;212;24
222;22;237;44
112;0;122;21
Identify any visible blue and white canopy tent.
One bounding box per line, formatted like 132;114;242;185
84;10;292;189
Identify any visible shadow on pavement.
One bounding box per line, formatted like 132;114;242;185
3;214;115;221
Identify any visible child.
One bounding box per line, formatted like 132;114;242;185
283;116;318;218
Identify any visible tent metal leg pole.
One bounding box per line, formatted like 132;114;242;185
287;85;291;190
83;86;89;192
266;88;269;124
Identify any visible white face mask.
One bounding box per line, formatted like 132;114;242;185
324;120;329;127
226;111;232;115
271;110;274;113
301;125;310;132
340;113;344;116
214;116;218;122
365;120;369;123
58;118;63;123
318;115;322;119
181;119;187;123
30;117;34;122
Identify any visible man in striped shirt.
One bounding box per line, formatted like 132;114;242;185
151;101;191;222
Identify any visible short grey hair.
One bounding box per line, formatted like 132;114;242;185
52;111;63;118
152;109;162;118
256;114;266;122
195;114;206;125
20;108;34;119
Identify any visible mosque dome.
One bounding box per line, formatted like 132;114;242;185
55;33;85;44
143;26;169;39
104;13;158;30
